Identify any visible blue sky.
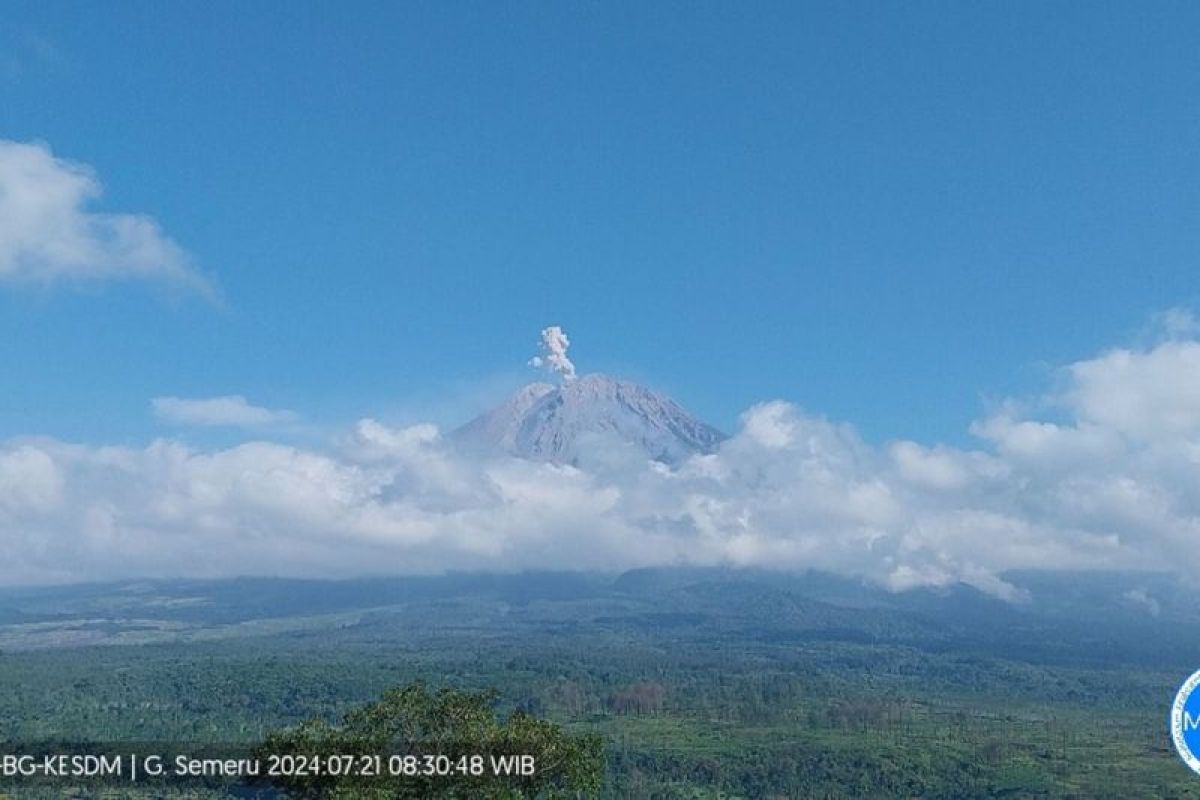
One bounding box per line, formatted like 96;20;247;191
3;1;1200;446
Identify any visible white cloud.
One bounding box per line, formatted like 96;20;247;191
888;441;1007;491
1150;308;1200;340
0;140;214;296
0;445;63;513
152;396;298;428
1061;340;1200;441
5;326;1200;594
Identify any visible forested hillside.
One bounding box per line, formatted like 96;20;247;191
0;569;1195;798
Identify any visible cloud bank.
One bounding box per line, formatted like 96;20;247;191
152;395;299;428
4;324;1200;594
0;140;213;296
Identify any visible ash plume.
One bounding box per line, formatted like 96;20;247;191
529;325;577;381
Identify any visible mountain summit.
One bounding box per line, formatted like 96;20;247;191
451;374;726;464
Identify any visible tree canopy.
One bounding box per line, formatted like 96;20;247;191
255;681;603;799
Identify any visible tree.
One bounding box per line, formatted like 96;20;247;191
607;682;665;716
254;681;603;798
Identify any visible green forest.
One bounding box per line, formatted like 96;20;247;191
0;569;1196;798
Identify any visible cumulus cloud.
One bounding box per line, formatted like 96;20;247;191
0;140;214;296
152;396;299;428
1061;340;1200;441
5;327;1200;593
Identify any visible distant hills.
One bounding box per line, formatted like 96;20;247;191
0;568;1193;669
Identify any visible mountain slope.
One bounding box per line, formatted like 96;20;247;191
452;373;726;464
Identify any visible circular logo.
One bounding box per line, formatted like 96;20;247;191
1171;669;1200;774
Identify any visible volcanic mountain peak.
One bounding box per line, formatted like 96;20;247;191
452;373;726;464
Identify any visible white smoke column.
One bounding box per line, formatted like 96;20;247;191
529;325;577;381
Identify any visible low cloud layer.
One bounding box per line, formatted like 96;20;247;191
152;395;299;428
4;324;1200;594
0;140;213;296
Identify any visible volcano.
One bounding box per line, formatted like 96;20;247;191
451;374;726;465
